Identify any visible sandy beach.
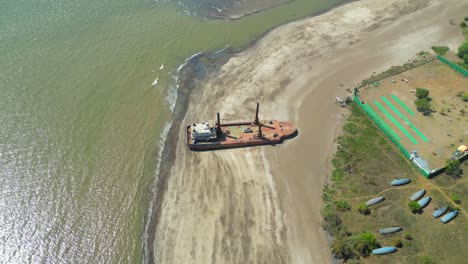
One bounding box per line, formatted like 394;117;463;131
153;0;468;263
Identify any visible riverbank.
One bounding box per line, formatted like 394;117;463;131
152;0;468;263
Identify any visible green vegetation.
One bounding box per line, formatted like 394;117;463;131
420;255;434;264
415;98;432;115
457;91;468;102
457;40;468;69
358;203;370;215
323;104;468;263
431;45;449;55
461;22;467;28
451;193;461;204
446;159;462;178
335;200;351;211
403;232;412;240
408;201;422;213
465;17;468;22
359;58;434;87
413;88;432;115
350;232;379;256
415;88;430;99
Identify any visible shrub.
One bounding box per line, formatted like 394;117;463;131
331;236;355;260
357;203;370;215
392;238;403;248
335;200;351;211
451;193;461;204
321;204;341;235
415;88;430;99
403;232;412;240
431;46;449;55
446;159;462;178
420;255;434;264
463;93;468;102
408;201;422;213
461;22;467;28
415;98;432;115
465;17;468;22
350;233;379;256
458;41;468;63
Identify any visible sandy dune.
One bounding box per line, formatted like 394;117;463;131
153;0;467;263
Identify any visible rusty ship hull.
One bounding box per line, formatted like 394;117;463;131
187;121;296;150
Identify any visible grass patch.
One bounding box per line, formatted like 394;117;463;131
431;46;449;55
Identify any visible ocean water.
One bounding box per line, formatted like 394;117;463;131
0;0;344;263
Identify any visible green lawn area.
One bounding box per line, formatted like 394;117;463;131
322;104;468;263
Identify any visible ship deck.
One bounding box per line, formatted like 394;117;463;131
187;120;295;146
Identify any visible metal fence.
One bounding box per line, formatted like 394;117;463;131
437;55;468;77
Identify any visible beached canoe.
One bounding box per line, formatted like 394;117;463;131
366;197;385;206
372;247;397;255
417;196;431;209
441;210;458;224
379;227;402;235
410;189;426;201
432;206;448;218
391;178;411;186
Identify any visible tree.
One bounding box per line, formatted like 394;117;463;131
357;203;370;215
415;98;432;115
461;22;467;28
408;201;422;213
350;232;379;256
446;159;462;178
415;88;430;99
458;41;468;63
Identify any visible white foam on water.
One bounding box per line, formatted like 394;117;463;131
142;51;205;263
152;77;159;86
142;120;173;264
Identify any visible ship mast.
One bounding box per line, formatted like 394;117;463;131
217;112;221;135
254;102;259;125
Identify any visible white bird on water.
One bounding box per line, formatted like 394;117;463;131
160;64;164;70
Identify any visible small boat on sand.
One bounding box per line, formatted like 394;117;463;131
410;189;426;201
417;196;431;209
441;210;458;224
432;206;448;218
379;227;402;235
391;178;411;186
366;197;385;206
372;247;397;255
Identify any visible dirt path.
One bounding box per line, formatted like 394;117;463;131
153;0;468;263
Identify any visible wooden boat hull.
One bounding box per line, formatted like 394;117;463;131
410;189;426;201
379;227;402;235
372;247;397;255
441;210;458;224
391;178;411;186
432;206;448;218
366;197;385;206
417;196;431;209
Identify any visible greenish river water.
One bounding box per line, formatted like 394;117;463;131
0;0;344;262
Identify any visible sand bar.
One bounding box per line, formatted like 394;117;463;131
153;0;468;263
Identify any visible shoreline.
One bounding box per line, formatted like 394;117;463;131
148;0;468;263
144;1;357;262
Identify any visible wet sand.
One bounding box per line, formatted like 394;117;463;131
153;0;468;263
